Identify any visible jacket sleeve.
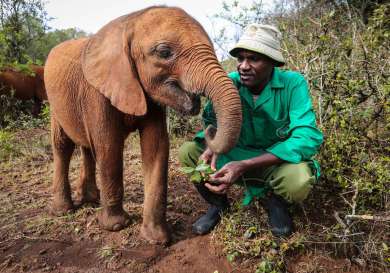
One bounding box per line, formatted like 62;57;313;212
202;100;217;128
266;78;323;163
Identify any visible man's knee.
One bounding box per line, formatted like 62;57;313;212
178;141;203;168
271;162;314;203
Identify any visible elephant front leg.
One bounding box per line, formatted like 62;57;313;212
96;144;130;231
139;112;170;244
74;146;100;207
50;117;75;215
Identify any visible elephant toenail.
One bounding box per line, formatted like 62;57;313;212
112;224;122;231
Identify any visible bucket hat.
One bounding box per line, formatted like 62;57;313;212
230;24;285;65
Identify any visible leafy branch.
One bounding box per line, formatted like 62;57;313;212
179;162;215;184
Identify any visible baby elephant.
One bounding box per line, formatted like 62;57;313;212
44;6;242;244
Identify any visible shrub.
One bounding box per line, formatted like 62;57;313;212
278;3;389;210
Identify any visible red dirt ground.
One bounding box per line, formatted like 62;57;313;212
0;128;381;273
0;129;234;273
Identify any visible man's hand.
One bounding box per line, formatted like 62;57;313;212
205;161;248;194
199;147;218;170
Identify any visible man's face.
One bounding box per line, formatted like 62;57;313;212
236;49;275;93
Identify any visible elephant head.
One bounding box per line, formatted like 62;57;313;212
82;7;242;154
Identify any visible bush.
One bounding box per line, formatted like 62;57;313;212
278;3;389;210
0;129;16;159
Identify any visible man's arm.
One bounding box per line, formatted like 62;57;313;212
205;76;323;194
205;153;283;194
266;77;323;163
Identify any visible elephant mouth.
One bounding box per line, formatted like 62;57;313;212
165;80;201;116
184;94;201;115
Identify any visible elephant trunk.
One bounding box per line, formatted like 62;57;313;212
203;71;242;154
183;46;242;154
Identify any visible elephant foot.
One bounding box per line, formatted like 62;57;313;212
74;187;100;208
50;198;74;216
98;205;131;231
140;222;170;245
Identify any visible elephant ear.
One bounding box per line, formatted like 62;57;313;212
82;17;147;116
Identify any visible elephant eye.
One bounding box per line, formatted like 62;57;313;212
155;44;173;59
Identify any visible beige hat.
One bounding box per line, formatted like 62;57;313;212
229;24;285;65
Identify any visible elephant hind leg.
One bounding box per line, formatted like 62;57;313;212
50;116;75;215
31;97;42;117
74;146;100;207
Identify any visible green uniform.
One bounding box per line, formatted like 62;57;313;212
179;68;323;204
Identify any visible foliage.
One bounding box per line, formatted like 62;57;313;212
166;107;202;137
0;0;49;64
179;161;215;183
278;2;389;209
33;27;88;62
215;201;306;273
0;92;32;127
210;0;266;58
0;129;16;159
0;0;87;128
210;1;389;272
0;92;49;129
212;0;389;211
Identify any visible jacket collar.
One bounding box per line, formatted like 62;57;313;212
269;68;284;89
240;68;284;109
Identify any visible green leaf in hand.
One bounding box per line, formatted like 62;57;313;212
180;162;215;184
190;172;202;183
179;166;196;174
195;163;211;172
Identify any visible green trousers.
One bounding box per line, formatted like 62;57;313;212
178;141;315;204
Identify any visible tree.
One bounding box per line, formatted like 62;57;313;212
210;0;267;59
0;0;49;66
31;27;89;62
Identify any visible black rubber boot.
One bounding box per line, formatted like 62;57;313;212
261;193;294;237
192;183;229;235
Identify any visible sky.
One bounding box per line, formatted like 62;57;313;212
45;0;229;36
44;0;264;59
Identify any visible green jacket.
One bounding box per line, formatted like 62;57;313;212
195;68;323;176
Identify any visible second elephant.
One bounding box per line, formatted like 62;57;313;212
0;65;47;116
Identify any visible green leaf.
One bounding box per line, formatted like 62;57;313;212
179;166;195;174
190;172;202;183
383;242;389;252
195;162;215;175
227;252;239;262
195;163;210;172
203;166;215;174
243;226;258;239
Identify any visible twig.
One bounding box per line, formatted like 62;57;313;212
334;232;365;238
0;234;72;246
307;16;320;26
334;211;349;231
351;181;359;218
302;240;368;244
21;235;73;245
345;214;390;222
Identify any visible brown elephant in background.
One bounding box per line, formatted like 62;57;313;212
44;6;242;244
0;65;47;116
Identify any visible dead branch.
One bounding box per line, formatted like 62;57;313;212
345;214;390;222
